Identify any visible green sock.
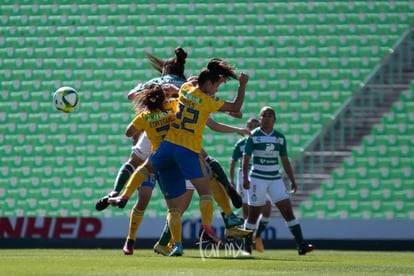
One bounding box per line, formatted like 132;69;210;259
287;221;304;246
158;220;171;246
206;156;231;190
113;163;135;193
255;217;269;237
244;223;256;247
243;229;254;248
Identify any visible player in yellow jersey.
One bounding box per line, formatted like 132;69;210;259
109;58;248;256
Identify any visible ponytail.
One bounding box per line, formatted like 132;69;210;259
198;58;237;86
207;58;238;80
165;47;187;79
145;51;164;74
144;46;188;78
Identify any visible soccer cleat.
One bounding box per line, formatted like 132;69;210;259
226;185;243;209
153;242;171;256
95;192;118;211
225;227;253;239
298;243;314;255
122;239;135;255
253;236;264;252
108;195;129;208
242;244;252;255
241;241;252;256
199;225;222;247
223;212;244;228
168;242;183;257
95;196;109;211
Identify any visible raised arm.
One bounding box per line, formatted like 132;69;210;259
219;72;248;113
206;117;251;136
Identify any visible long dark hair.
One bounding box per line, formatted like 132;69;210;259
197;58;238;86
132;83;165;113
144;47;188;79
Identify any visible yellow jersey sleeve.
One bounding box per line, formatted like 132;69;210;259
165;82;225;153
131;101;177;151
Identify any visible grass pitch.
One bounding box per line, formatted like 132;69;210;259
1;249;413;275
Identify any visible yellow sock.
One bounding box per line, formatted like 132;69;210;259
210;178;232;214
199;195;214;226
127;207;145;241
167;208;182;243
123;167;149;198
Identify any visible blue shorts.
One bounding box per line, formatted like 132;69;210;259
141;173;156;189
157;164;186;200
150;141;209;199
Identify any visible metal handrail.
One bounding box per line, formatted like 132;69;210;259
291;28;412;187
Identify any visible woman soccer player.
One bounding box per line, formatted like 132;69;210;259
242;106;314;255
229;117;273;252
109;58;248;256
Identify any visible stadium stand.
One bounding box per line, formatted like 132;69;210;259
299;88;414;219
1;1;414;220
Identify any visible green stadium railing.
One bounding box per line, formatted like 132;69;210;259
293;28;414;187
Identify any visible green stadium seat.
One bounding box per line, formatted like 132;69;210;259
2;0;414;219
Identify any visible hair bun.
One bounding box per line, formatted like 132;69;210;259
175;47;188;64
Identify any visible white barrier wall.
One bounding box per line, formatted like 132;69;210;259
2;217;414;240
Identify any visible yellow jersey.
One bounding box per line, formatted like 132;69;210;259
131;98;178;151
165;82;225;153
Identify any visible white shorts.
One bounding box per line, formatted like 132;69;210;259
132;132;152;160
237;169;273;205
247;176;289;206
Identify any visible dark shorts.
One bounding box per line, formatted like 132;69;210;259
150;140;209;199
141;173;156;189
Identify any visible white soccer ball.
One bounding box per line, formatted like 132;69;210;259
53;86;80;113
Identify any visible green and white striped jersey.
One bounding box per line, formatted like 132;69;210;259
244;127;288;180
130;74;187;97
231;137;248;168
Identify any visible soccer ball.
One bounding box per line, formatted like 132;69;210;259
53;86;80;113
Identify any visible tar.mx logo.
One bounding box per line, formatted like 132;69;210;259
197;229;247;261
